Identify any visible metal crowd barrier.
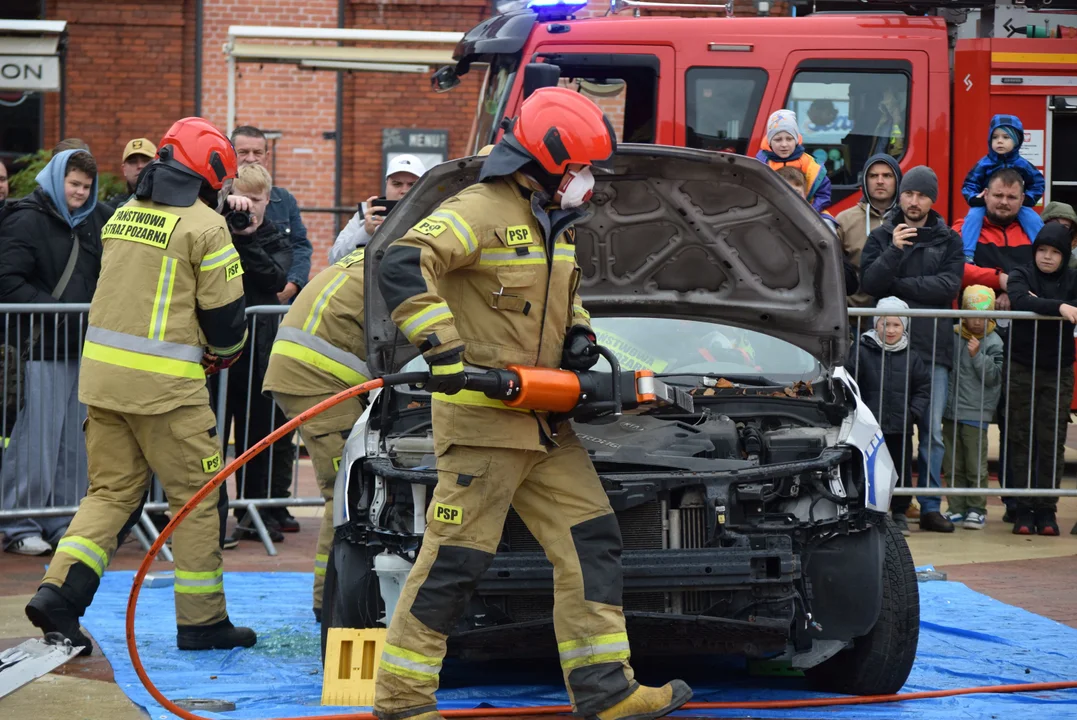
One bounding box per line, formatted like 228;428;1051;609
1;304;1075;561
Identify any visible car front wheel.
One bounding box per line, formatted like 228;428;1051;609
804;515;920;695
320;537;383;663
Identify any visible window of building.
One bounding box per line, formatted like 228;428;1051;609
685;67;768;156
784;65;910;202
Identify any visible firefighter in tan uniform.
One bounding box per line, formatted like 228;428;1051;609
373;88;692;720
24;118;257;653
262;247;370;620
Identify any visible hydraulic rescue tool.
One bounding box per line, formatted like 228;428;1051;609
123;346;1077;720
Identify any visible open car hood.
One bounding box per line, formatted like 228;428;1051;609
364;145;849;376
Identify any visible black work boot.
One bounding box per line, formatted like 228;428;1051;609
919;511;955;533
25;585;93;656
177;617;257;651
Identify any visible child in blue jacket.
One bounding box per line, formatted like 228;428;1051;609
959;114;1044;258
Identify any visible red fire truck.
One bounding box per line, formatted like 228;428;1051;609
434;0;1077;221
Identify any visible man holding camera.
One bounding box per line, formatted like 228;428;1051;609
328;154;424;263
860;166;965;534
217;164;295;544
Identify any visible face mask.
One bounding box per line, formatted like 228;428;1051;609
557;167;595;210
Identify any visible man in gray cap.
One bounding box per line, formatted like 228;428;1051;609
860;165;966;534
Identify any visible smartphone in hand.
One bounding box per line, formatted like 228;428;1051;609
360;198;400;219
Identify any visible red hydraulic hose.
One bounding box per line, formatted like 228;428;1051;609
124;378;1077;720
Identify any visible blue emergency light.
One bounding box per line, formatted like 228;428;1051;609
527;0;589;19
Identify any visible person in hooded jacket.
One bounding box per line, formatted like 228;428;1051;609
836;154;902;309
1006;223;1077;537
958;114;1045;257
860;166;965;533
847;296;931;536
0;149;109;556
755;109;832;212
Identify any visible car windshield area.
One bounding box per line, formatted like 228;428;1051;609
470;56;519;154
590;317;821;385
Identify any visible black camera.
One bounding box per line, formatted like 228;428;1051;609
225;210;252;231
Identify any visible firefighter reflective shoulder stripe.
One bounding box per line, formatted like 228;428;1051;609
314;553;328;576
429;209;477;254
401;303;453;342
174;568;223;594
557;632;631;670
201;244;240;271
272;326;370;386
553;242;576;263
479;246;545;266
56;536;109;577
149;257;177;341
380;643;443;682
201;452;221;473
504;225;532;246
303;272;348;334
84;326;204;379
101;208;180;249
335;247;365;268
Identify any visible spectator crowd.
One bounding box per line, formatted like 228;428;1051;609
0;107;1075;559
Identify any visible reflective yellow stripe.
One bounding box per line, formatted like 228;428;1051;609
174;568;224;594
303;272;348;334
271;341;368;386
574;305;590;319
553;243;576;263
433;389;529;412
431;209;477;254
381;643;442;677
479;247;545;266
314;553;328;576
379;659;437;682
56;536;109;577
149;256;177;341
401;303;453;342
209;336;247;357
84;340;204;380
430;361;464;375
992;52;1077;64
557;632;631;670
201;244;240;271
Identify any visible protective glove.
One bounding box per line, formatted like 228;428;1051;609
561;327;599;371
423;349;467;395
202;350;243;376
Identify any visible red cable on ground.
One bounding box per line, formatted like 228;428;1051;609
124;377;1077;720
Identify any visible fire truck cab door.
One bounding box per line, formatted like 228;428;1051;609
766;50;931;215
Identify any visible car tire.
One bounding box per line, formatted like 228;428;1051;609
804;515;919;695
320;538;383;663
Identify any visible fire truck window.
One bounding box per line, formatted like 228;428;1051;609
685;67;768;155
556;68;657;144
785;70;909;202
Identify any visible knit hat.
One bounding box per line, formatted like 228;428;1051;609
873;296;910;333
1041;201;1077;226
899;165;938;203
962;284;996;311
766;109;801;146
1034;222;1073;270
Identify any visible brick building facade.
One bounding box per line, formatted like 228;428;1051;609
26;0;789;275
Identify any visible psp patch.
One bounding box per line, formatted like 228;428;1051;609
201;452;222;473
225;259;244;282
101;208;180;249
433;502;463;525
504;225;532;246
413;218;448;238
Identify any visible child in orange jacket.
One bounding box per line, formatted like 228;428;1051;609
756;109;832;212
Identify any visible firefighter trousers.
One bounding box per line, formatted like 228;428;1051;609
373;434;637;718
41;404;229;628
273;392;365;610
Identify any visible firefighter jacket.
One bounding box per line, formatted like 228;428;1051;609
262;247;370;398
378;175;591;455
78;198;248;415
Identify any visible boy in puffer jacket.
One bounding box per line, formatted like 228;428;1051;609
756;109;832;212
847;296;931;535
959;114;1045;257
942;285;1004;530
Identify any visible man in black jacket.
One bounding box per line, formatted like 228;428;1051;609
860;166;965;533
214;164;295;544
1006;224;1077;536
0;150;110;555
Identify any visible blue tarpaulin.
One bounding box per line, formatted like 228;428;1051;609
81;571;1077;720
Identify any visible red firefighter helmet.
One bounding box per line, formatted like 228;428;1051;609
512;87;616;175
157;118;237;190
